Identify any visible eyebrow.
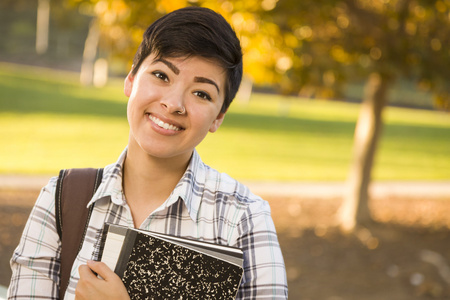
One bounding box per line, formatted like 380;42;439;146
194;77;220;94
153;58;180;75
154;58;220;94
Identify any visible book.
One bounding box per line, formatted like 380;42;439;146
97;223;244;300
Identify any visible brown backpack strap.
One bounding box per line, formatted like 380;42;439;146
55;168;103;300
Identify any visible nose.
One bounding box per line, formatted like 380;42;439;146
160;88;186;115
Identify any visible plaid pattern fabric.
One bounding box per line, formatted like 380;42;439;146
8;149;288;299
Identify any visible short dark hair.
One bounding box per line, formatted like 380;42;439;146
131;6;243;113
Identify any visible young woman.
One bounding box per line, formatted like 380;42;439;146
8;7;288;299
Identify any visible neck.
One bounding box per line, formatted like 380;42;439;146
122;142;191;226
124;144;191;194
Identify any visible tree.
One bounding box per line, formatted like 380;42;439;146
65;0;449;231
36;0;50;54
267;0;450;231
68;0;165;84
68;0;286;86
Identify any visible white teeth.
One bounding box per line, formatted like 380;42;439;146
149;115;180;131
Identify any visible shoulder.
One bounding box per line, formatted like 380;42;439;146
202;164;270;212
36;175;59;206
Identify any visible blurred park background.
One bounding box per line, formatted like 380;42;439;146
0;0;449;299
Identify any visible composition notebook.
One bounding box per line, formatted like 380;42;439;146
98;223;244;300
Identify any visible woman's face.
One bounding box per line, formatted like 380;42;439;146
125;54;227;161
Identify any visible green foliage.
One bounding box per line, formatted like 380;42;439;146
1;64;448;180
0;0;91;66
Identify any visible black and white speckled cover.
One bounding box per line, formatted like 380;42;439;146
99;224;243;300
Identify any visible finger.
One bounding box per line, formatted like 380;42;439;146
78;264;96;280
87;260;116;281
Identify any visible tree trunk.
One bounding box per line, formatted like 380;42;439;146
338;72;390;232
36;0;50;55
80;19;100;86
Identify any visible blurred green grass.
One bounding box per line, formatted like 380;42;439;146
1;62;449;181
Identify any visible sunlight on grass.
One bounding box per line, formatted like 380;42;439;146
0;114;129;174
0;63;449;180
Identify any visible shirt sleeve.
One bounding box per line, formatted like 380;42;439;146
235;199;288;299
7;177;61;300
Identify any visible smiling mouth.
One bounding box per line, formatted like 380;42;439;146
148;114;183;131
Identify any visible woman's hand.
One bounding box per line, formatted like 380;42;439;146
75;260;130;300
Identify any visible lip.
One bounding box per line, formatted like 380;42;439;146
146;113;185;134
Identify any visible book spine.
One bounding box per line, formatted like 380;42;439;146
114;229;138;278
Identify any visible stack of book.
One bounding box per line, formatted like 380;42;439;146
98;223;244;299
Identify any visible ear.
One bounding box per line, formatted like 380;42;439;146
124;70;135;97
209;112;226;133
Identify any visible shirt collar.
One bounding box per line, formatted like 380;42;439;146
88;148;127;207
88;148;207;222
168;149;206;221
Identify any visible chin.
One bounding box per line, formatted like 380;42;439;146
140;145;191;160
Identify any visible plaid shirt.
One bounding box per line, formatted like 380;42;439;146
8;149;288;299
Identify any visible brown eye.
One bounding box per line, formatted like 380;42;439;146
152;71;169;82
193;91;212;101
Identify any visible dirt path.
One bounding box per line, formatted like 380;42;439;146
1;179;450;299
